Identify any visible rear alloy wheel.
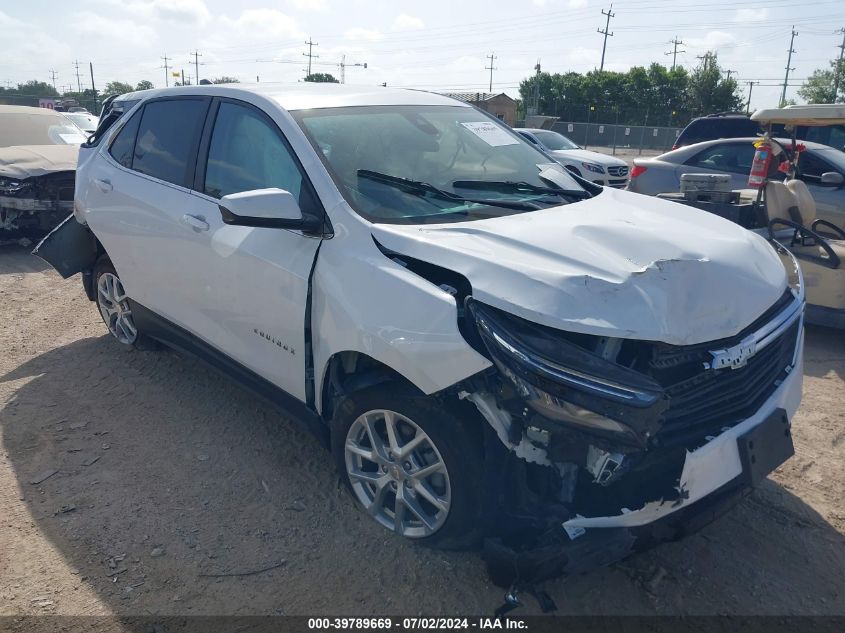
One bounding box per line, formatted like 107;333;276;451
93;257;155;349
97;271;137;345
332;385;483;550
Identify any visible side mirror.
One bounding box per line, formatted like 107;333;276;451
820;172;844;187
218;188;321;232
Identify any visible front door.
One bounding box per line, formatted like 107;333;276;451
180;98;324;402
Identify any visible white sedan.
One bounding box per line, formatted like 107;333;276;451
516;128;630;188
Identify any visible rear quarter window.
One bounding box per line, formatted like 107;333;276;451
132;99;209;187
108;110;141;168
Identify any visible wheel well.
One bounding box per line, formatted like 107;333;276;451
320;352;421;421
82;238;109;301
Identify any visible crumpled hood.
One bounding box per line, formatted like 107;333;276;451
549;148;628;167
370;187;788;345
0;145;79;179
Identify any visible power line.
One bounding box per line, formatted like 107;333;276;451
161;54;171;88
597;4;615;72
664;36;685;71
485;52;497;92
780;27;798;107
303;38;319;77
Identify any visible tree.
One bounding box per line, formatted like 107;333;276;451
798;59;845;104
684;52;743;117
212;76;240;84
304;73;339;83
0;80;59;106
135;80;154;91
104;81;135;95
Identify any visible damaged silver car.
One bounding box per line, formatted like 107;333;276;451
0;105;85;236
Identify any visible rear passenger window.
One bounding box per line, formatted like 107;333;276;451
108;110;141;168
204;102;306;205
133;99;208;187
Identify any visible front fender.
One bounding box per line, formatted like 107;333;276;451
311;233;491;414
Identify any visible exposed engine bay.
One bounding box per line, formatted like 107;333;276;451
0;171;75;236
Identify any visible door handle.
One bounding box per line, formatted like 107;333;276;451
93;178;112;193
181;213;209;232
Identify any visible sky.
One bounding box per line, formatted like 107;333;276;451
1;0;844;116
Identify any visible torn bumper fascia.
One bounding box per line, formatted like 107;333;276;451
562;326;804;532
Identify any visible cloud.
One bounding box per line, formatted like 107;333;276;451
0;10;73;72
93;0;211;26
733;8;770;22
392;13;424;31
71;12;158;47
687;30;737;52
533;0;588;6
344;27;384;42
287;0;328;10
218;9;304;40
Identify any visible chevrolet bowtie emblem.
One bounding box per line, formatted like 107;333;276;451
708;335;758;370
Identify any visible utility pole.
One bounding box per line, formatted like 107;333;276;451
533;60;541;114
191;50;202;84
664;36;685;71
338;55;367;84
780;27;797;107
181;68;186;86
833;27;845;103
696;53;711;71
89;62;97;111
745;81;760;113
49;69;58;91
723;69;736;81
485;52;497;93
597;4;615;72
161;54;171;87
303;38;319;77
73;60;82;93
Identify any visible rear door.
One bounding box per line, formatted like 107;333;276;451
680;141;756;190
178;98;324;401
81;96;211;324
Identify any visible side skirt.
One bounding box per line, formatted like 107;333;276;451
131;302;329;448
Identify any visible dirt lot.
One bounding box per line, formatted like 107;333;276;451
1;245;844;618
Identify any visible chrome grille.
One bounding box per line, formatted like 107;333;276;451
607;165;629;177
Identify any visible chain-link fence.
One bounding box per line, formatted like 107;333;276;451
550;120;682;154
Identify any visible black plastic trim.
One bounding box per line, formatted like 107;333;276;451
130;302;328;447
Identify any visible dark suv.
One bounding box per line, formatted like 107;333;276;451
674;112;845;152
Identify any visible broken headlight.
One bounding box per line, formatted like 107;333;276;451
468;300;665;440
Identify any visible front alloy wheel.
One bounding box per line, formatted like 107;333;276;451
345;409;451;538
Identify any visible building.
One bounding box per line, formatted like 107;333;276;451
438;92;518;126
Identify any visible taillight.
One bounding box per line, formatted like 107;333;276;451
630;165;648;179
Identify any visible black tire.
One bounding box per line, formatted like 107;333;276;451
331;384;483;550
93;256;157;350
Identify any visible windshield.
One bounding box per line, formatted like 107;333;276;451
292;105;585;224
0;112;87;147
533;130;580;151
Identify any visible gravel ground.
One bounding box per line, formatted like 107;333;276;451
1;245;843;619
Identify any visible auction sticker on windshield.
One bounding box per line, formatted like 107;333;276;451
460;121;519;146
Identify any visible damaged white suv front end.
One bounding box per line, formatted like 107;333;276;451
36;86;804;595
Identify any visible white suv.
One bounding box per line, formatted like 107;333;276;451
37;84;804;584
